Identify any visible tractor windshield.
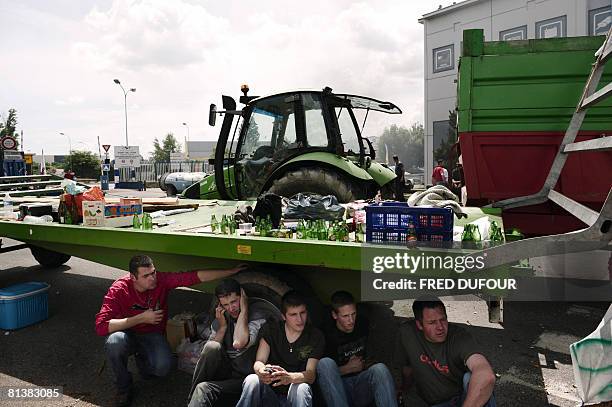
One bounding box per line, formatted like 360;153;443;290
335;107;361;155
236;94;299;198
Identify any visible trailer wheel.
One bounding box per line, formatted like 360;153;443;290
231;270;325;327
268;168;360;203
30;246;71;268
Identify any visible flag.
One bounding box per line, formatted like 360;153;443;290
40;149;46;175
384;143;390;165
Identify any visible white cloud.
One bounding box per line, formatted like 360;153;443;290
1;0;456;156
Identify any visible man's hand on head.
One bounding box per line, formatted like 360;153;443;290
239;287;249;315
215;305;227;328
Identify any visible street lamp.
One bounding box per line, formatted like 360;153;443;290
59;132;72;171
182;122;190;158
113;79;136;147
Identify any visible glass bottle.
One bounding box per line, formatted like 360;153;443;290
133;214;141;229
211;214;219;234
318;220;328;241
58;195;67;224
220;215;228;234
407;216;417;242
489;220;504;242
296;219;306;239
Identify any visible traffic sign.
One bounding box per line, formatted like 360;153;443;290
101;164;111;172
113;145;141;168
1;136;17;150
102;144;111;152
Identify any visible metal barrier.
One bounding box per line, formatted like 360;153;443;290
115;161;212;183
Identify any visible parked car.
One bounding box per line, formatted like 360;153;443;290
158;172;207;196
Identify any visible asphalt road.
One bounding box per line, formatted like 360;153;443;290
0;188;608;406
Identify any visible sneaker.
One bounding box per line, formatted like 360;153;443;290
114;388;133;407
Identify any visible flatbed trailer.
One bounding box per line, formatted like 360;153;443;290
0;199;510;318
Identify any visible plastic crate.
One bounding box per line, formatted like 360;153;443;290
0;282;50;330
365;203;453;243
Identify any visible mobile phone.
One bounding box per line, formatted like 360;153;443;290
264;367;276;374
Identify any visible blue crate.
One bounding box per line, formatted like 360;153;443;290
365;203;453;243
0;282;50;330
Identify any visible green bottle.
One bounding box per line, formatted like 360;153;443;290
489;220;504;242
211;214;219;234
296;219;306;239
318;220;328;241
220;215;228;234
133;214;141;229
229;218;236;235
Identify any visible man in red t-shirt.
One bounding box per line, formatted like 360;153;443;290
431;159;448;186
95;255;247;407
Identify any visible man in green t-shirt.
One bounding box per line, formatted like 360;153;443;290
397;297;496;407
236;290;325;407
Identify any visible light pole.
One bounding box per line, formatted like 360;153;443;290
59;132;72;171
182;122;190;158
113;79;136;147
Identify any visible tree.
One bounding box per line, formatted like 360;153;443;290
375;123;424;171
151;133;182;162
63;150;101;180
433;110;458;168
0;108;20;149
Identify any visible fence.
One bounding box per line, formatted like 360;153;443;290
116;161;212;183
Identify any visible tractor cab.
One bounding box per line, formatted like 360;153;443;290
183;86;400;202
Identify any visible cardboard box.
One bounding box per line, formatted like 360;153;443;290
120;197;143;206
82;201;105;227
82;201;143;227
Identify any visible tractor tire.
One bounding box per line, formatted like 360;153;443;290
30;246;71;268
166;184;177;197
268;168;359;203
222;269;325;327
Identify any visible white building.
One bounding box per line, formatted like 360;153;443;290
419;0;611;175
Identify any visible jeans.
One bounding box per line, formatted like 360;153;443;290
188;341;244;407
431;372;496;407
236;373;313;407
104;331;172;393
316;357;397;407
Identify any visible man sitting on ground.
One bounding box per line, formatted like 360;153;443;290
95;255;246;407
236;291;325;407
188;279;269;407
397;296;496;407
317;290;397;407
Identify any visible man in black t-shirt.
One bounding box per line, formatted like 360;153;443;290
236;291;325;407
393;155;406;201
188;279;268;407
317;291;397;407
397;297;496;406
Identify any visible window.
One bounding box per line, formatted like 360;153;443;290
433;44;454;73
302;93;329;147
589;6;611;36
433;120;450;152
336;108;360;155
499;25;527;41
242;95;297;159
536;16;567;39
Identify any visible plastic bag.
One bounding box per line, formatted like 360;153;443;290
177;338;206;375
570;304;612;404
82;186;105;202
283;193;345;221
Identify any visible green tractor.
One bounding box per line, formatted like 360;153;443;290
183;86;400;202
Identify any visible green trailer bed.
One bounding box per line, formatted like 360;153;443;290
0;199;504;303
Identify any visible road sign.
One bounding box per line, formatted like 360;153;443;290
101;164;111;172
170;152;186;162
1;136;17;150
102;144;111;152
113;146;141;168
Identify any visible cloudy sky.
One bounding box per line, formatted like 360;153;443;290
1;0;455;157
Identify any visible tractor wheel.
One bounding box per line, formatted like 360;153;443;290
268;168;359;203
166;184;177;197
221;269;325;327
30;246;71;268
